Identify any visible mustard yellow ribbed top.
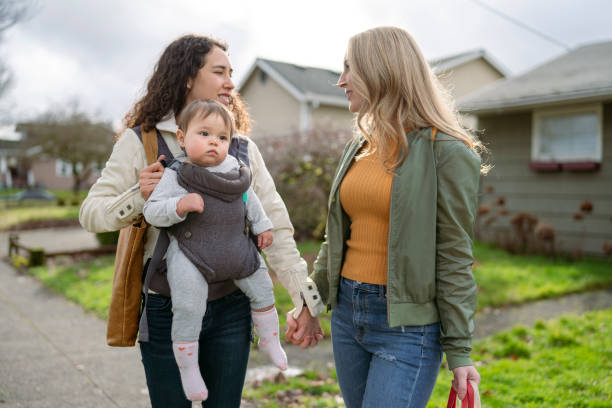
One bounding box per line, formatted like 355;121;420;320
339;152;393;285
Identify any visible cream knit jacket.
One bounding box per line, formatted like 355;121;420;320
79;118;324;318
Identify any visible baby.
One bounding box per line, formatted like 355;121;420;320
143;99;287;401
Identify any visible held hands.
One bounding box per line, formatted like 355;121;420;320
176;193;204;217
285;307;324;349
452;365;480;400
258;230;273;250
139;155;166;200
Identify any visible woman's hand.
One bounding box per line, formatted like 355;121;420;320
176;193;204;217
257;230;273;250
285;307;324;349
452;365;480;400
139;155;166;200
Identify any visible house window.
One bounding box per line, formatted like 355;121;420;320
532;104;602;163
56;160;73;177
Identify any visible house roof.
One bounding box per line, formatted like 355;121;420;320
237;58;348;107
459;41;612;114
0;125;22;154
238;48;507;108
0;138;21;154
429;48;508;77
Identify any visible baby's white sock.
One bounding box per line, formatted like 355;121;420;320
172;341;208;401
252;308;288;370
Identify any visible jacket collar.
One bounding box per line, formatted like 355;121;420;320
329;137;365;201
156;116;178;134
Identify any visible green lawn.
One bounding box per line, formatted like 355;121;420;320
427;310;612;407
1;206;80;230
24;240;612;335
294;240;612;336
474;241;612;308
242;310;612;407
28;255;115;318
1;189;88;230
298;240;612;309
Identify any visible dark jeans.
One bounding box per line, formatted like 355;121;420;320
140;290;252;408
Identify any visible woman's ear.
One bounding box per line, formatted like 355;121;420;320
186;78;193;90
177;129;186;148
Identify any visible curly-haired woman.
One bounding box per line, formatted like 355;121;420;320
80;34;325;408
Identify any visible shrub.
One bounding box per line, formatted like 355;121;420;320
96;230;120;246
548;331;579;347
260;127;352;240
57;197;66;206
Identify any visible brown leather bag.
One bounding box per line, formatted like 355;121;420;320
106;128;159;347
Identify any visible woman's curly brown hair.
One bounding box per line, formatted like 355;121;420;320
122;34;250;137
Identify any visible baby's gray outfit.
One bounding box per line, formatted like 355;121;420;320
143;154;274;341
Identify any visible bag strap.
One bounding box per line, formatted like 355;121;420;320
446;381;476;408
141;127;159;165
132;125;175;165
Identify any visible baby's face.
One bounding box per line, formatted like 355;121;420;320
178;113;230;167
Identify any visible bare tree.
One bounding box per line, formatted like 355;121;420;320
17;103;115;194
0;1;32;97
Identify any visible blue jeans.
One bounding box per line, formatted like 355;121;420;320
332;277;443;408
140;290;252;408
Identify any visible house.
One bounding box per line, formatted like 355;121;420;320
237;58;350;137
459;41;612;256
0;125;99;191
237;50;506;137
429;48;507;100
0;138;25;188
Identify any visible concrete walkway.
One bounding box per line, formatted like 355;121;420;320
1;227;612;407
0;226;100;258
0;259;150;408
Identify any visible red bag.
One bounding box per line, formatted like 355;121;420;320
446;380;481;408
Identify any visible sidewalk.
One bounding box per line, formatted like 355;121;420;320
0;259;150;408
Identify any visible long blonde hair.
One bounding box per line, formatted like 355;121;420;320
346;26;485;171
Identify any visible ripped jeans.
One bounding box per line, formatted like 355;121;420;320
331;277;443;408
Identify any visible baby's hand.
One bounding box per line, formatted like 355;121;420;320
258;230;273;250
176;193;204;217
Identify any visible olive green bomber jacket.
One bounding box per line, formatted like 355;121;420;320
312;127;481;370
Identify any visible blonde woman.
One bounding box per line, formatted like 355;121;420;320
311;26;482;407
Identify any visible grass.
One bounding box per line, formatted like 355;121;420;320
0;189;87;230
473;241;612;308
22;240;612;338
295;240;612;336
0;206;80;230
427;310;612;407
49;189;89;202
27;255;115;318
242;310;612;407
243;369;342;407
0;188;22;196
298;240;612;309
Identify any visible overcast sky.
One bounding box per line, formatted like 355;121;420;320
1;0;611;130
